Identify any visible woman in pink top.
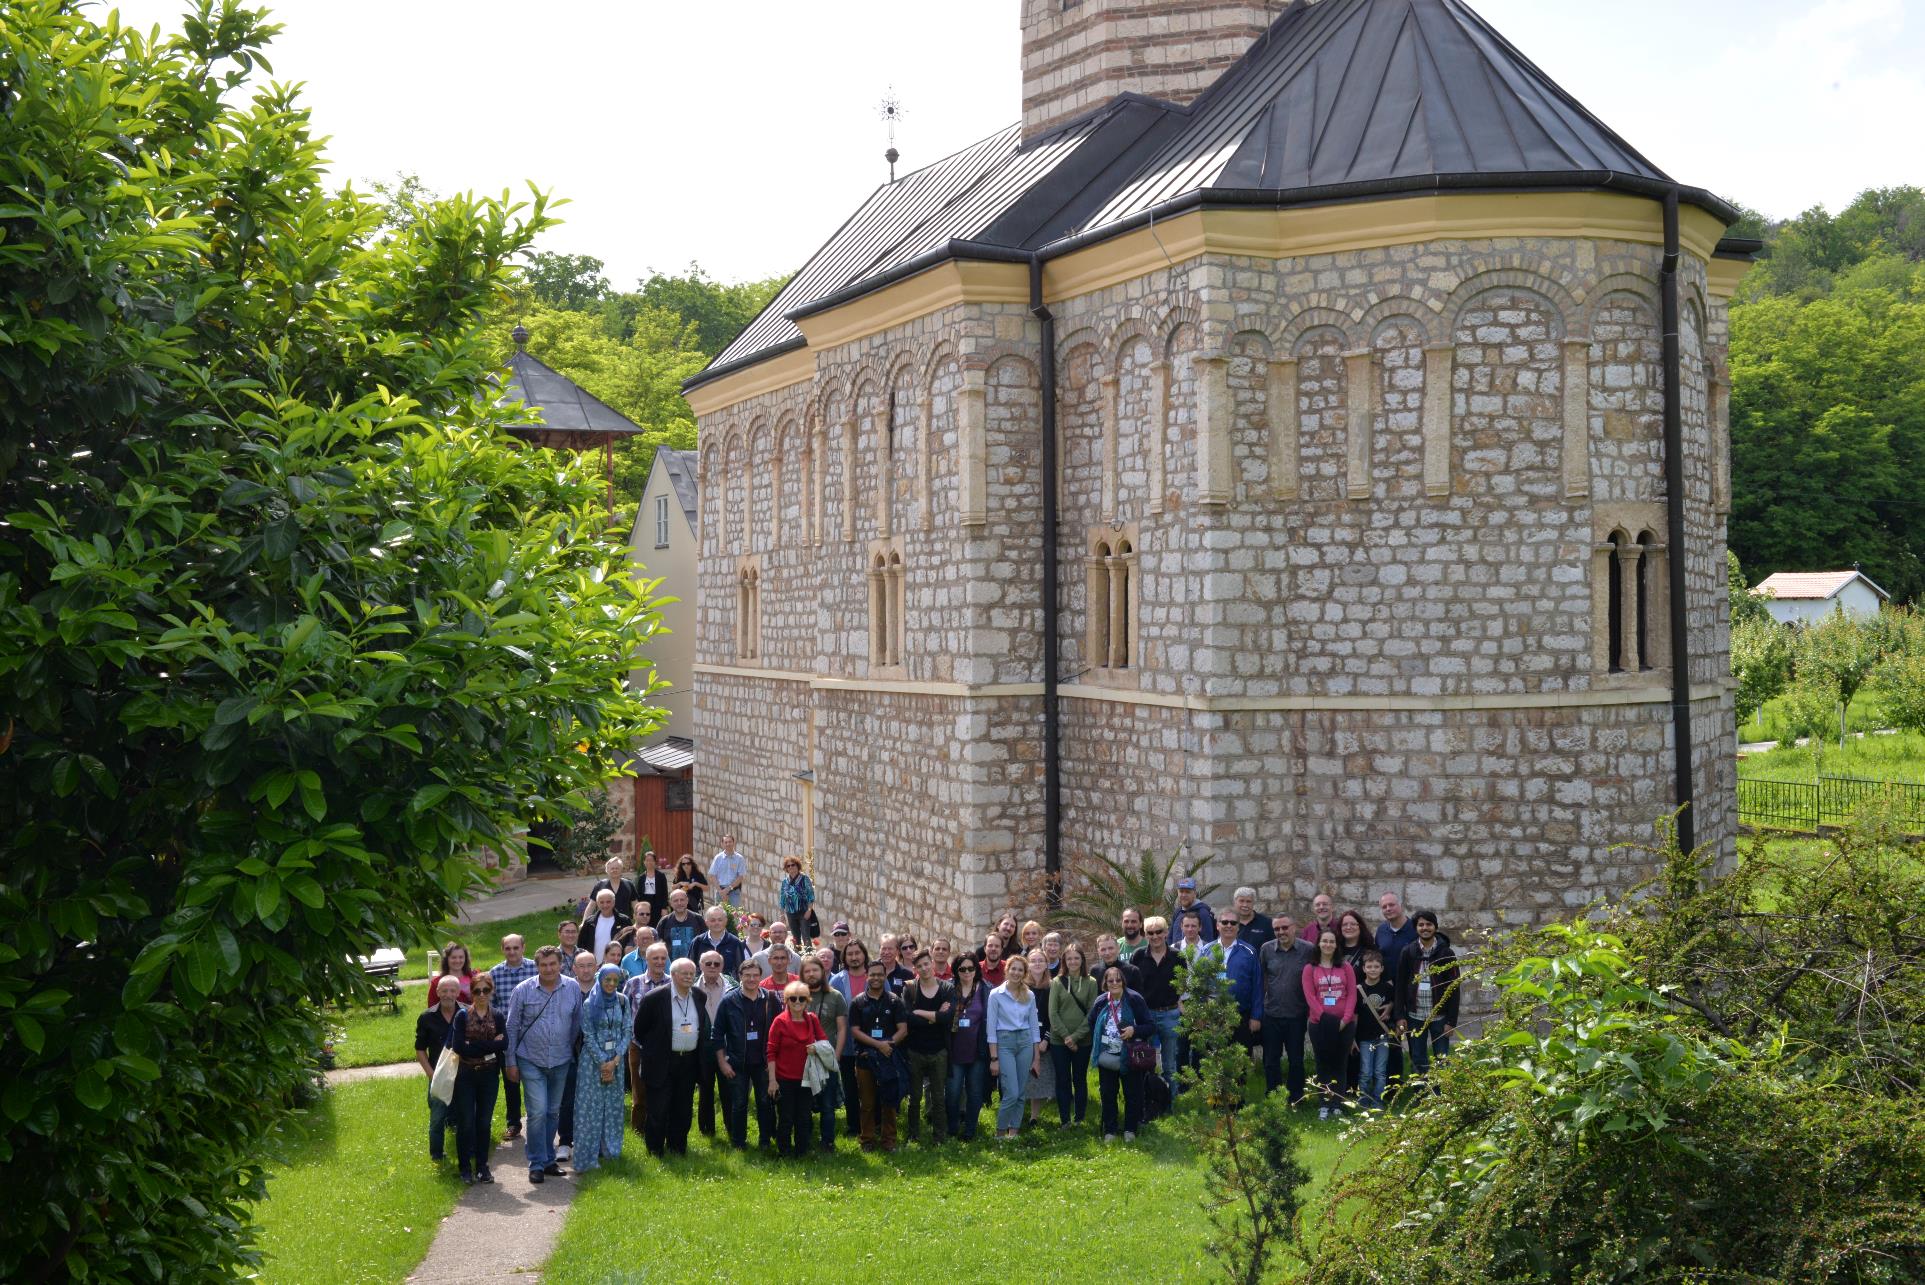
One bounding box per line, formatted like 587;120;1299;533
1301;927;1357;1119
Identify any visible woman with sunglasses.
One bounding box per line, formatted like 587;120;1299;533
448;974;506;1184
945;954;990;1140
765;980;827;1158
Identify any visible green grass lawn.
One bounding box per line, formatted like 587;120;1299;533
251;1076;463;1285
1736;729;1925;785
396;901;579;980
1739;686;1896;745
546;1101;1358;1284
327;1004;428;1070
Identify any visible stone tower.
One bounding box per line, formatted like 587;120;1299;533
684;0;1751;945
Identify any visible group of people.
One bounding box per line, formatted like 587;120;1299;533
412;849;1461;1184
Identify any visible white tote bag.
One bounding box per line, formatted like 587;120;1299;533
429;1046;459;1104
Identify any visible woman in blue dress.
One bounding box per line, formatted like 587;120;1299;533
573;963;631;1172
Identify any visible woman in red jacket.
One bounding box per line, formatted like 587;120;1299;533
428;940;475;1007
765;981;826;1158
1301;927;1357;1119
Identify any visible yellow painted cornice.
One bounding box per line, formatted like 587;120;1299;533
792;258;1030;352
689;190;1733;416
683;345;815;418
1706;254;1757;300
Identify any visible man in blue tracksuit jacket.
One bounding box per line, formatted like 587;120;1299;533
1197;912;1263;1049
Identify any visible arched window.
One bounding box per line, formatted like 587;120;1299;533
886;550;904;668
1111;538;1134;670
868;544;905;672
1636;531;1655;671
1597;521;1666;676
736;559;761;661
1085;527;1140;678
1087;540;1112;670
1606;530;1626;673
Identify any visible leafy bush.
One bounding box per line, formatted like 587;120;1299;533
1044;846;1218;935
0;4;659;1279
1307;828;1925;1284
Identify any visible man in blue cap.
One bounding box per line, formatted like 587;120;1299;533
1166;876;1216;945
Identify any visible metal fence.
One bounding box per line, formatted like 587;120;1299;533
1738;775;1925;832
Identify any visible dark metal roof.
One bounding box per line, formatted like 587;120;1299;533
656;447;699;530
504;350;641;437
692;0;1739;387
634;737;694;775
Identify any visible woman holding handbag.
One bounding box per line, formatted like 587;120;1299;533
448;973;506;1184
571;963;631;1173
1086;964;1155;1141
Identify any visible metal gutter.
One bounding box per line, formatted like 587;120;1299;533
1030;255;1062;909
1660;188;1697;853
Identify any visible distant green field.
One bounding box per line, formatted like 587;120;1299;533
1737;729;1925;785
1739;686;1897;745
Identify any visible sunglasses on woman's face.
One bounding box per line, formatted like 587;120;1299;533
785;997;808;1005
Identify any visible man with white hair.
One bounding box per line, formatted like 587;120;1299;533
751;919;795;975
577;888;629;962
697;904;747;976
631;956;712;1156
1231;886;1274;950
621;943;672;1135
589;855;638;921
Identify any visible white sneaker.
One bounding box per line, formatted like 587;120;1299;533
1318;1106;1330;1121
1103;1133;1117;1143
555;1145;572;1162
1122;1131;1135;1142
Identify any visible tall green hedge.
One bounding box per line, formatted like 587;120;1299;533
0;3;660;1278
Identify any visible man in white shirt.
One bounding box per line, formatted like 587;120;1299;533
578;889;627;961
710;834;747;908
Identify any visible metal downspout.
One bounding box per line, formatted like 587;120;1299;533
1030;255;1062;907
1660;189;1697;853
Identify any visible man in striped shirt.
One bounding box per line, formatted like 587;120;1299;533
487;934;538;1139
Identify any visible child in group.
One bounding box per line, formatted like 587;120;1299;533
1354;949;1397;1109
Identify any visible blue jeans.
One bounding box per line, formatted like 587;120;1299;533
993;1038;1034;1132
815;1069;839;1149
1149;1008;1181;1090
1358;1038;1390;1108
426;1089;453;1160
946;1058;987;1139
517;1061;572;1171
1407;1023;1451;1078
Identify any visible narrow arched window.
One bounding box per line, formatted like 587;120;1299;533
1088;541;1112;671
1112;538;1134;670
1606;531;1626;673
1635;531;1655;671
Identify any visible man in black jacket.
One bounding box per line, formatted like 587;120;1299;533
631;956;712;1156
577;889;631;963
1395;910;1460;1079
1257;914;1316;1104
588;857;639;921
712;958;779;1149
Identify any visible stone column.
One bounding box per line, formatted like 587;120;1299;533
1422;345;1452;498
1085;553;1107;670
887;558;904;666
1196;354;1233;505
1711;375;1731;515
1562;338;1591;500
1268;356;1299;499
1148;360;1170;514
1345;350;1377;500
919;390;934;530
958;368;987;527
811;426;825;546
1616;541;1643;672
840;418;857;541
1101;374;1119;523
1107;551;1126;669
867;561;885;667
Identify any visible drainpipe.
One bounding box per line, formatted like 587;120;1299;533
1660;189;1697;853
1030;255;1062;907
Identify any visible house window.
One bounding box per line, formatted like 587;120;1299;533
664;778;693;812
735;557;761;662
655;494;670;548
1085;526;1139;678
868;542;904;671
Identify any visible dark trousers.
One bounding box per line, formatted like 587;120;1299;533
1308;1015;1353;1102
1098;1064;1143;1135
1261;1013;1308;1104
452;1066;500;1175
557;1057;578;1146
773;1078;813;1157
855;1064;898;1149
625;1045;648;1135
697;1053;718;1135
644;1053;699;1156
723;1060;774;1148
840;1057;861;1136
945;1057;988;1140
502;1073;522;1130
786;909;813;946
903;1048;948;1142
1050;1042;1090;1124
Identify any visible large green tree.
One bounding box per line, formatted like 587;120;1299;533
0;4;659;1279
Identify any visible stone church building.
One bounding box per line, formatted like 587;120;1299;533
683;0;1752;940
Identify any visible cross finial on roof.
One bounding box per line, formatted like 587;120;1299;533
879;88;905;183
511;322;529;351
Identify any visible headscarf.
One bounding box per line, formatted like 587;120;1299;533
584;963;627;1027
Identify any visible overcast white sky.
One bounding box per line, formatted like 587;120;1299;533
104;0;1925;288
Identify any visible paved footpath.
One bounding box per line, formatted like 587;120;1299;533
404;1128;576;1284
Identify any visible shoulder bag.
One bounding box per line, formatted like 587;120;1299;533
429;1043;460;1104
1123;1001;1158;1073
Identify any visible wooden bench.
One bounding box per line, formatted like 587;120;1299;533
357;948;407;1014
